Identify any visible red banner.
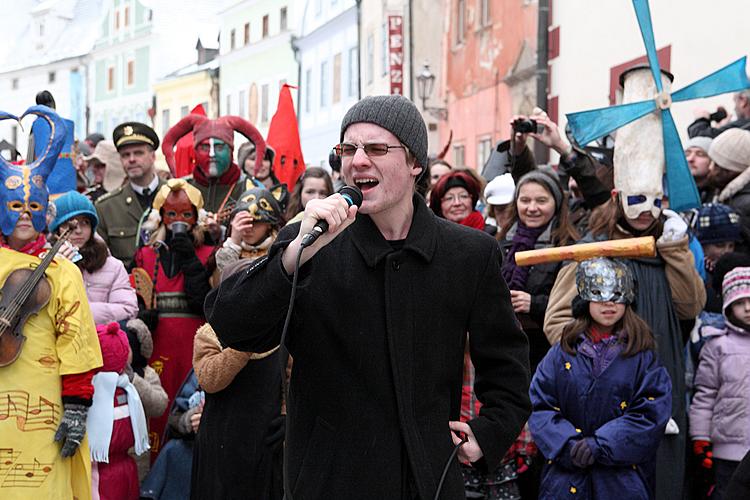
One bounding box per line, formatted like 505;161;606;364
388;15;404;95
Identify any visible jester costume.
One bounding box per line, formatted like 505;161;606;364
0;106;103;499
132;179;214;461
162;114;268;216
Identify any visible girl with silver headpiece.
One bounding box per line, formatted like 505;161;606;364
529;257;672;499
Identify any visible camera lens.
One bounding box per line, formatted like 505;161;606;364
512;119;537;134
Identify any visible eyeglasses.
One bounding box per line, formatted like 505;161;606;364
441;193;472;203
334;143;406;158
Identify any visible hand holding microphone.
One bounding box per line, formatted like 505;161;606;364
282;185;362;274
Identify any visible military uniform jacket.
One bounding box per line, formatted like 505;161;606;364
95;180;165;269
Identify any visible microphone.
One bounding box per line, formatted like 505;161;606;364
300;185;363;248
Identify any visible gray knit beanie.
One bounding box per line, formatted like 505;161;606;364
340;95;428;171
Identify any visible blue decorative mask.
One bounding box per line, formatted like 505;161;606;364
0;105;65;236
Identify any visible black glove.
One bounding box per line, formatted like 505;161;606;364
54;403;88;457
264;415;286;449
137;308;159;333
170;232;197;257
570;437;599;468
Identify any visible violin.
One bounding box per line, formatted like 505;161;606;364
0;226;73;366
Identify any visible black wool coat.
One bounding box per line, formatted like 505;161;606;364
205;195;531;500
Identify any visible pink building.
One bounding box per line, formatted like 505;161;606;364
441;0;538;172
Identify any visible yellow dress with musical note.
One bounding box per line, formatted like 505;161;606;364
0;248;103;500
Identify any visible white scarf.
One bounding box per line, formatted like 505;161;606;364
87;372;150;462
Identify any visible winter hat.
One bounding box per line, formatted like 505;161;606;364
83;140;125;192
485;173;515;205
49;190;99;234
123;318;152;372
340;95;428;171
709;128;750;173
693;203;740;245
515;170;563;211
97;322;130;374
685;136;712;153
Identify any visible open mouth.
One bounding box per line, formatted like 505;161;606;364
354;177;379;192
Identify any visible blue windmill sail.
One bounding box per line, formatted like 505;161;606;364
565;0;750;212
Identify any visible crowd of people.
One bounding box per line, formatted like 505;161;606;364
3;87;750;500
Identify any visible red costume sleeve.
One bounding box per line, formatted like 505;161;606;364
61;370;95;403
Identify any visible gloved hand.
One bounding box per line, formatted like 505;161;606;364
54;403;88;457
693;440;714;469
658;209;688;244
169;232;197;257
265;415;286;450
570;437;600;468
137;308;159;333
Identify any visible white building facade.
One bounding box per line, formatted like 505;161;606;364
295;0;359;168
217;0;298;140
548;0;750;144
0;0;104;155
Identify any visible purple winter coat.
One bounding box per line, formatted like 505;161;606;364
83;255;138;325
690;322;750;461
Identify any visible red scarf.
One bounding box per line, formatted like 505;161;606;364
0;233;48;256
588;324;613;343
192;162;241;187
459;210;486;230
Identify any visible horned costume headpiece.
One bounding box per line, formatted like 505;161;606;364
161;115;267;177
0;105;66;235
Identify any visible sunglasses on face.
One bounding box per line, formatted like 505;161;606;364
334;143;406;158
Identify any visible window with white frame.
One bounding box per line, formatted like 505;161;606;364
239;90;247;117
261;84;269;122
333;53;341;104
455;0;465;45
180;105;189;117
480;0;490;27
126;59;134;86
380;23;388;76
320;61;329;107
348;47;357;97
477;137;492;171
366;33;374;85
161;109;170;137
305;68;312;113
453;144;465;168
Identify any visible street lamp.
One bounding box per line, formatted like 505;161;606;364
415;61;448;121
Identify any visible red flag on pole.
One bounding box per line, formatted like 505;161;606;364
267;84;305;188
173;103;207;178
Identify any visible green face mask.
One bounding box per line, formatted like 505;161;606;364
196;138;231;177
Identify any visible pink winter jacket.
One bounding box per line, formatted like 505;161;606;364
83;255;138;325
689;322;750;461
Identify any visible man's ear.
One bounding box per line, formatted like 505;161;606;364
610;189;619;200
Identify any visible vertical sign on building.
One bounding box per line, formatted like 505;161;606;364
388;15;404;95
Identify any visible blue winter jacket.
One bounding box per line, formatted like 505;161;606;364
529;336;672;499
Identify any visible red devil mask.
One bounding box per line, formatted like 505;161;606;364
162;115;266;178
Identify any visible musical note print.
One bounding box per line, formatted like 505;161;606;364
0;391;59;431
1;457;53;488
0;448;21;475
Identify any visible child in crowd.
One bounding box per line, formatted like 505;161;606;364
692;203;741;279
529;258;672;499
87;323;149;500
690;267;750;500
214;187;282;276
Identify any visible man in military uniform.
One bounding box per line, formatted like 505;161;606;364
95;122;165;268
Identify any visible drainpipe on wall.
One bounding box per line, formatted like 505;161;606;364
356;0;362;100
292;35;302;125
535;0;549;164
408;0;414;101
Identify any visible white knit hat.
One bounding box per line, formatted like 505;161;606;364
709;128;750;173
484;173;515;205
